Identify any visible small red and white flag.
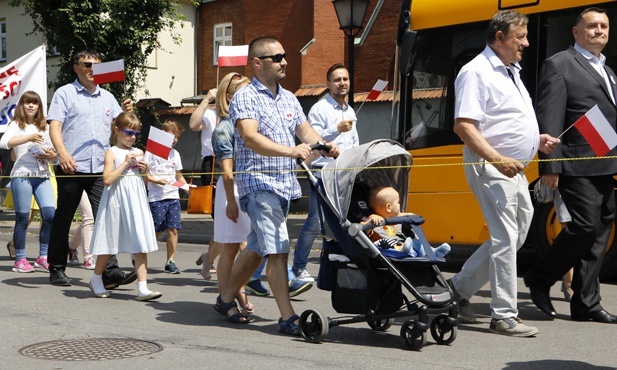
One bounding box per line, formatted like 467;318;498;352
218;45;249;67
93;59;125;85
146;126;174;159
573;104;617;157
366;79;389;100
170;180;190;191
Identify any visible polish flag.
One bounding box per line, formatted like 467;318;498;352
218;45;249;67
573;104;617;157
93;59;125;85
366;79;389;100
146;126;174;159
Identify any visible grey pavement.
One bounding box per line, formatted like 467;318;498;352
0;208;617;369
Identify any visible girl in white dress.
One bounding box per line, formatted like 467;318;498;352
88;112;161;301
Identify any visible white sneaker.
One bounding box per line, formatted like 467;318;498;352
489;317;539;337
293;268;315;283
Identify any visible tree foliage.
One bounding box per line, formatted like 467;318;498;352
9;0;195;100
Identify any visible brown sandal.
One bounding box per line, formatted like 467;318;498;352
6;241;16;260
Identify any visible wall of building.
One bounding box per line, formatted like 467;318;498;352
135;3;197;106
196;0;346;94
352;0;399;93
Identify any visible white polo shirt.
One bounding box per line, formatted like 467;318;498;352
455;45;539;161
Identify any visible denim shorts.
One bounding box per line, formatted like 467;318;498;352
240;190;290;257
149;199;182;232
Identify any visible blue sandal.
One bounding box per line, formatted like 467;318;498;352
278;314;300;336
214;295;252;324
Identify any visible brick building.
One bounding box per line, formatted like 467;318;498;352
195;0;401;97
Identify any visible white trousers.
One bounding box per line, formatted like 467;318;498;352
451;147;533;319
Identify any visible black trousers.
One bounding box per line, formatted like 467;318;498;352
525;175;615;316
48;167;121;279
200;155;215;186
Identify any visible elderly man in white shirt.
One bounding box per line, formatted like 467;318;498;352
447;10;558;337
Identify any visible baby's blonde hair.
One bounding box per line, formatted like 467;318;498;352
369;186;399;216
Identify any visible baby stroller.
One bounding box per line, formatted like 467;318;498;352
297;139;458;351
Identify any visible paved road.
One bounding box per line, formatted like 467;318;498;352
0;210;616;369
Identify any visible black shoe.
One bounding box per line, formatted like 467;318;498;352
572;310;617;323
528;287;556;317
120;271;137;286
103;270;137;290
49;269;71;286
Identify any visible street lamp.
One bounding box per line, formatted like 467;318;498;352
332;0;369;108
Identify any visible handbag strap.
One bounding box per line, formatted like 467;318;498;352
189;131;215;186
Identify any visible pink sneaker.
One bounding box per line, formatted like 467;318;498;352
13;259;35;273
83;256;95;270
34;256;50;272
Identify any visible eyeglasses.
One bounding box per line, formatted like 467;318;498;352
256;53;286;63
225;73;243;94
121;129;140;137
77;61;99;68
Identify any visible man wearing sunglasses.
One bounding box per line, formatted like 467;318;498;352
213;36;339;333
46;49;135;288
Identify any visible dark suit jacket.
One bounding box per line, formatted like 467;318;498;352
537;46;617;176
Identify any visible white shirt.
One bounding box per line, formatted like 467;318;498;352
574;42;616;104
308;93;359;167
455;45;539;161
145;149;183;202
199;108;217;158
0;121;53;177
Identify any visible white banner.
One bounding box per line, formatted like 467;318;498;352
0;45;47;133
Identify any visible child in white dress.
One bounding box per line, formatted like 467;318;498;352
88;112;161;301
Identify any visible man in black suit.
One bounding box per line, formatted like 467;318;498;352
525;7;617;323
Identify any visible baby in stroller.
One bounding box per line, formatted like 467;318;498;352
364;185;451;259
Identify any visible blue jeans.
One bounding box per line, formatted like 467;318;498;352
11;177;55;260
293;173;322;271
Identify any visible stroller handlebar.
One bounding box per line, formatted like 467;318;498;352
359;214;425;233
296;141;333;165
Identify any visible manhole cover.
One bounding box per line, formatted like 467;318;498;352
19;338;163;361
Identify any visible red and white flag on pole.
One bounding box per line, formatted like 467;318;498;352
218;45;249;67
366;79;389;100
93;59;125;85
573;104;617;157
146;126;174;159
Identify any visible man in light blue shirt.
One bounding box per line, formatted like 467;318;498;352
47;50;133;287
293;63;359;283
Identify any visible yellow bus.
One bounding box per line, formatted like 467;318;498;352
393;0;617;279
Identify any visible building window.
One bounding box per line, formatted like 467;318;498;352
213;23;232;65
0;20;6;61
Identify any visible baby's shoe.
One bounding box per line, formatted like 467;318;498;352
412;239;426;257
433;243;451;259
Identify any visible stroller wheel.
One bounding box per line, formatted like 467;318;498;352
368;318;394;332
401;320;427;351
299;309;329;343
430;314;457;345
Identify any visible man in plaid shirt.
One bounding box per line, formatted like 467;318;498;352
213;36;339;334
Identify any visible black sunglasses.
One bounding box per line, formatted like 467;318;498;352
225;73;243;94
256;53;286;63
76;61;99;69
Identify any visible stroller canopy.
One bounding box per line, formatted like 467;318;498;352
321;139;413;222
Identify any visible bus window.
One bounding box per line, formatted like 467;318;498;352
405;24;486;150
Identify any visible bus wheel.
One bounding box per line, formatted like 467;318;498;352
531;201;617;281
